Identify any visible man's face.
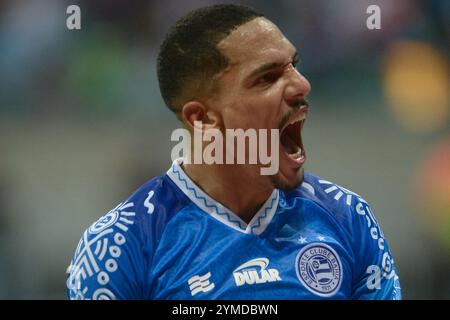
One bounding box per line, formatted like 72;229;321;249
208;17;311;190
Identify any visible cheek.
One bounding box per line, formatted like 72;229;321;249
221;85;285;129
221;105;254;129
249;87;285;126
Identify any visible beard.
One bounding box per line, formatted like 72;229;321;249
270;167;305;192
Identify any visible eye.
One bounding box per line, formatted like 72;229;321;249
292;57;300;69
257;72;279;85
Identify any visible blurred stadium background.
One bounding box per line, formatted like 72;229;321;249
0;0;448;299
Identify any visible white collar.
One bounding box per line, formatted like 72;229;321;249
166;158;279;235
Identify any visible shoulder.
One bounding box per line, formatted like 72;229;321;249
289;171;377;237
299;171;386;251
94;173;191;241
72;172;190;268
299;171;369;215
67;173;190;299
128;174;186;217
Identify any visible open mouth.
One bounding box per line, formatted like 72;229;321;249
280;109;307;165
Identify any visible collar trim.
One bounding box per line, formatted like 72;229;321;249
166;158;279;235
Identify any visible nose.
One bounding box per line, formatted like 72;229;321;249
284;67;311;107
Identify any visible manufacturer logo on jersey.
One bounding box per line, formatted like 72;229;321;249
233;257;281;287
295;243;342;297
188;272;215;296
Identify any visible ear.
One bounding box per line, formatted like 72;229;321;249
181;101;204;130
181;101;222;131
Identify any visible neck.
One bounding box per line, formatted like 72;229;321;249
182;162;274;224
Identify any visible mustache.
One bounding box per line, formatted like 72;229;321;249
290;98;309;110
278;98;309;130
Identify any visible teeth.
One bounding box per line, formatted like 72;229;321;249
289;149;302;160
282;112;306;132
288;113;306;125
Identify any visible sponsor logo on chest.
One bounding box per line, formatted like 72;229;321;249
233;257;281;286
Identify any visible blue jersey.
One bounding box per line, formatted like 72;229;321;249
66;159;401;300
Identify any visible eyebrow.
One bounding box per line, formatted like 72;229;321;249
247;51;299;80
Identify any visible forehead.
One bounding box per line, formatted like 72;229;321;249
217;17;295;72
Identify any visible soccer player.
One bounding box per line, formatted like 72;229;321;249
67;4;401;300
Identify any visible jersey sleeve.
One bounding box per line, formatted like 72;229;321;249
66;201;147;300
350;199;402;300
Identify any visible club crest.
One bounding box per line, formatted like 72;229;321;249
295;243;343;297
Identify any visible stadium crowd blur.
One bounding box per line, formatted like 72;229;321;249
0;0;448;299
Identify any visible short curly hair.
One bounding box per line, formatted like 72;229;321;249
157;4;263;114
